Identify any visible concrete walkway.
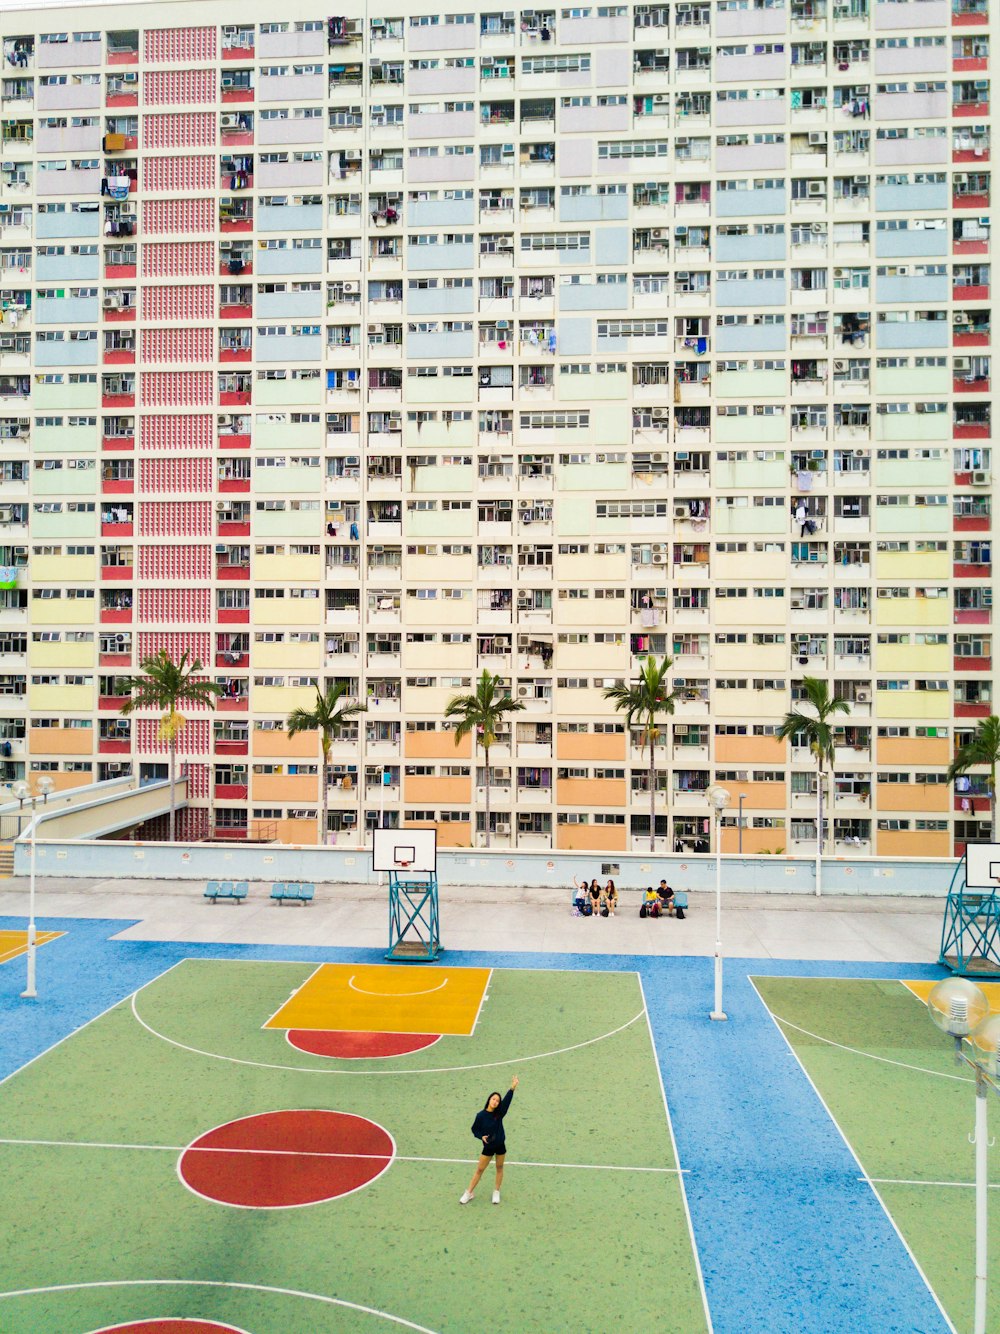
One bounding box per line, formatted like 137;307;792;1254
0;876;944;964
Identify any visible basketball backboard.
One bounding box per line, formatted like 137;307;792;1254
372;826;437;874
964;842;1000;890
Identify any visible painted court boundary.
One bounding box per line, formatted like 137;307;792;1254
0;919;959;1332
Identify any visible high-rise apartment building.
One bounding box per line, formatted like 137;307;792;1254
0;0;992;855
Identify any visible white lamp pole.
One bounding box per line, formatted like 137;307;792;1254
738;792;747;854
11;775;54;1000
927;976;1000;1334
706;783;730;1021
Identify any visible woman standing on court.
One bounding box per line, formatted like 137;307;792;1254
460;1074;519;1205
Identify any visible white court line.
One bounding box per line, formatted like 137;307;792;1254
749;977;958;1334
0;1279;440;1334
348;973;448;997
0;1133;683;1175
769;1012;973;1085
638;972;714;1334
131;973;646;1076
469;966;493;1036
259;961;327;1032
864;1176;1000;1191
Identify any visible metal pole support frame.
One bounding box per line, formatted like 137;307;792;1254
386;870;441;962
939;857;1000;977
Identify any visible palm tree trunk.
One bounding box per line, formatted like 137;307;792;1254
483;743;491;849
169;738;176;843
321;738;330;847
648;729;656;854
992;762;997;844
815;757;823;898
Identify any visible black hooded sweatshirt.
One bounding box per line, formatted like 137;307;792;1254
471;1087;514;1153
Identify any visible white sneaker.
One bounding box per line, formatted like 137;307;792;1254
459;1190;473;1204
492;1190;501;1204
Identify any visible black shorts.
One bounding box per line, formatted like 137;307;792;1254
480;1143;506;1158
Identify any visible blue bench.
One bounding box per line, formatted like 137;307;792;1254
669;892;688;919
204;880;248;904
271;881;315;905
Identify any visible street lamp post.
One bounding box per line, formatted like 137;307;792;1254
738;792;747;854
706;783;730;1022
11;775;54;1000
926;975;1000;1334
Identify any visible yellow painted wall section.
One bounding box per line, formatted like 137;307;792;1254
557;597;622;626
405;640;475;671
28;726;93;756
251;773;320;803
556;777;627;807
402;685;464;715
251;685;321;714
875;599;949;628
712;639;786;671
253;640;321;671
253;598;321;627
875;690;951;720
876;782;950;813
31;598;93;626
403;775;472;804
31;554;97;583
713;689;786;719
877;830;950;858
254;554;324;583
252;728;319;760
28;640;95;670
556;731;626;762
554;641;628;672
715;734;788;764
876;735;951;766
28;684;93;712
714;598;785;627
405;597;471;627
555;823;627;851
558;552;630;583
405;554;476;582
554;687;615;717
875;641;950;673
405;730;472;760
713;547;789;582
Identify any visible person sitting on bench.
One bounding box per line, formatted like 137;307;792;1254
643;886;661;918
657;879;675;914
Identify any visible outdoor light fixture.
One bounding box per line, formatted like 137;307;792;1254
11;775;54;999
706;783;730;1021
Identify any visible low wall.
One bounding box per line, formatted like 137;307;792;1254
15;836;959;898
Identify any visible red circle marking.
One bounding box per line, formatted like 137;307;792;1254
90;1323;246;1334
287;1029;440;1059
179;1109;394;1209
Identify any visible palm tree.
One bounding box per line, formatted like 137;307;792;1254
286;682;367;846
119;649;223;842
444;669;524;848
947;714;1000;842
604;655;682;853
777;676;850;888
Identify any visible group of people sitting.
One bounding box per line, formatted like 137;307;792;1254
571;878;684;920
572;878;619;917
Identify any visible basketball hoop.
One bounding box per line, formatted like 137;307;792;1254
398;861;411;871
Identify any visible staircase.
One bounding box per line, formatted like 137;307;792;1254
0;844;14;878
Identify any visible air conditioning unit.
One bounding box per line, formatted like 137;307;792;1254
971;470;989;485
220;114;240;129
215;544;228;554
833;359;848;373
855;688;870;703
674;503;689;519
654;586;668;599
102;295;120;310
495;821;510;835
652;94;669;104
216;500;228;511
651;542;665;554
343;149;362;161
341;281;359;294
810;223;824;233
807;181;826;196
651;452;665;463
651;407;669;419
675;137;690;148
808;132;826;146
517;685;529;697
651;552;666;564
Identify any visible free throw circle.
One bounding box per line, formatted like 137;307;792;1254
288;1029;440;1058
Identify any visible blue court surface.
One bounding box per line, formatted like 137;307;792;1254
0;916;966;1332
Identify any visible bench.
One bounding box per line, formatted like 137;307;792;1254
271;881;315;906
204;879;248;904
667;892;688;918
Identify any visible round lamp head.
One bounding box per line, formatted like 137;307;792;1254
706;783;731;813
11;781;28;801
36;775;55;796
967;1012;1000;1080
927;977;990;1039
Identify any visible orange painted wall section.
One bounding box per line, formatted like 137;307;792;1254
556;778;627;807
876;830;950;858
433;820;473;847
404;731;472;760
875;736;951;766
252;729;319;759
876;783;950;813
735;781;787;809
29;727;94;756
720;827;787;854
555;824;628;851
556;732;626;762
250;773;319;803
403;775;472;804
714;735;787;764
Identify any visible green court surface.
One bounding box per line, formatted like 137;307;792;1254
0;961;707;1334
754;975;1000;1334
